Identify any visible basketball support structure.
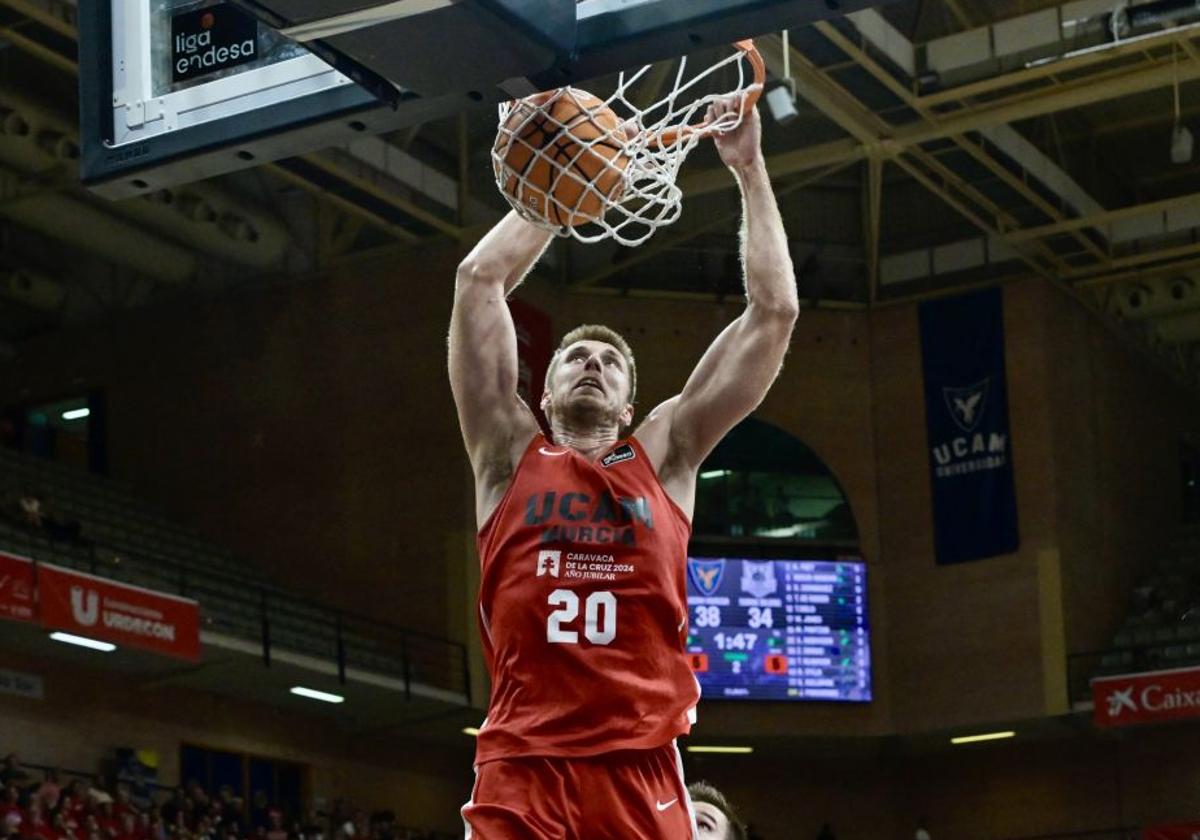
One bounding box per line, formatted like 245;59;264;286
80;0;896;197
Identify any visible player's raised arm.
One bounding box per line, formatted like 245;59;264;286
654;97;799;477
449;211;552;505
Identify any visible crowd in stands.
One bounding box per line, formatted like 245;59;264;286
0;754;452;840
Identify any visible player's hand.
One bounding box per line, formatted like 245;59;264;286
708;85;763;171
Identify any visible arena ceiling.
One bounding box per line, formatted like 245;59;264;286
1;0;1199;388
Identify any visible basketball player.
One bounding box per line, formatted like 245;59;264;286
449;92;796;839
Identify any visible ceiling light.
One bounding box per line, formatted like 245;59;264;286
49;632;115;652
1172;125;1194;165
685;745;754;754
61;408;90;420
699;469;729;480
951;731;1015;745
765;83;799;126
290;686;344;704
462;727;481;737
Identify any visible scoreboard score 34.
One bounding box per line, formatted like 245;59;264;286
685;556;871;702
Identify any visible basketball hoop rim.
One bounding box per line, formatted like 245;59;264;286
642;39;765;149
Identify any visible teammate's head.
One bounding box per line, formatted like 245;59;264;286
541;324;637;430
689;781;748;840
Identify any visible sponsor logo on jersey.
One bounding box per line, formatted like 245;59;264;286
561;552;635;582
600;443;635;468
525;490;653;546
740;560;777;598
688;558;726;596
536;550;561;578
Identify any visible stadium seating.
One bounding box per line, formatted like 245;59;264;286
0;447;469;700
1091;522;1200;682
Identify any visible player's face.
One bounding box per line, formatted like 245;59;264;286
693;803;732;840
543;340;633;426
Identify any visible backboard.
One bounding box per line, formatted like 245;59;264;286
80;0;893;199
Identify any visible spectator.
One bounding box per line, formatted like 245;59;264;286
112;788;135;824
26;802;54;840
1;786;22;837
215;788;241;823
17;492;44;530
185;782;208;822
915;816;932;840
248;793;269;833
0;757;28;789
51;809;77;840
64;781;86;818
159;789;187;830
113;812;138;840
36;771;62;812
264;811;285;840
816;824;836;840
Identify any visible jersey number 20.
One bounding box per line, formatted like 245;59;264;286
547;589;617;645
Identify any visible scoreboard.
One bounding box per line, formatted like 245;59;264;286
685;557;871;702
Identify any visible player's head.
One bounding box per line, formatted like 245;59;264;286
688;781;748;840
541;324;637;430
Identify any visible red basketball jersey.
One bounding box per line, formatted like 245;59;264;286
474;433;699;764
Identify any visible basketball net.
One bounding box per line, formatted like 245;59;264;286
492;41;765;247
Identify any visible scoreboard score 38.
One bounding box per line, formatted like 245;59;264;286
685;556;871;702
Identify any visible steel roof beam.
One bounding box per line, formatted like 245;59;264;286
1007;191;1200;244
753;31;1071;279
812;20;1110;266
685;29;1200;197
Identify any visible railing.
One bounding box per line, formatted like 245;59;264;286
0;521;472;705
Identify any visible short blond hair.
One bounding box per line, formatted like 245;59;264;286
544;324;637;405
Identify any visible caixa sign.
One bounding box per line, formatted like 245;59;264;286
1092;665;1200;728
171;3;258;83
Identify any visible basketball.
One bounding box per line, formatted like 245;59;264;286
493;88;630;228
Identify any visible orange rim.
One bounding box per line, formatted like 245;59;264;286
644;39;765;149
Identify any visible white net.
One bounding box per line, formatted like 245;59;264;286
491;42;763;247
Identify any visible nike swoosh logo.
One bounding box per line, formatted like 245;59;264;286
538;447;568;456
656;799;677;812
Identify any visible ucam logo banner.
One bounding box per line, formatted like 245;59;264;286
0;551;36;624
919;287;1019;565
37;564;200;661
1092;666;1200;728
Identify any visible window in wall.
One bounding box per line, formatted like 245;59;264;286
693;416;857;543
4;391;108;474
180;745;307;825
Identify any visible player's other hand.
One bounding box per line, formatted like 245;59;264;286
708;85;763;171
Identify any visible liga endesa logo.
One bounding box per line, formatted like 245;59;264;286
171;5;258;82
1093;667;1200;728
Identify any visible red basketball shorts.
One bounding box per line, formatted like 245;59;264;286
461;741;697;840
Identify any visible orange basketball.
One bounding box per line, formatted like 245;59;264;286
494;88;630;227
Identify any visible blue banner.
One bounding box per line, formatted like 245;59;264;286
918;287;1019;565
